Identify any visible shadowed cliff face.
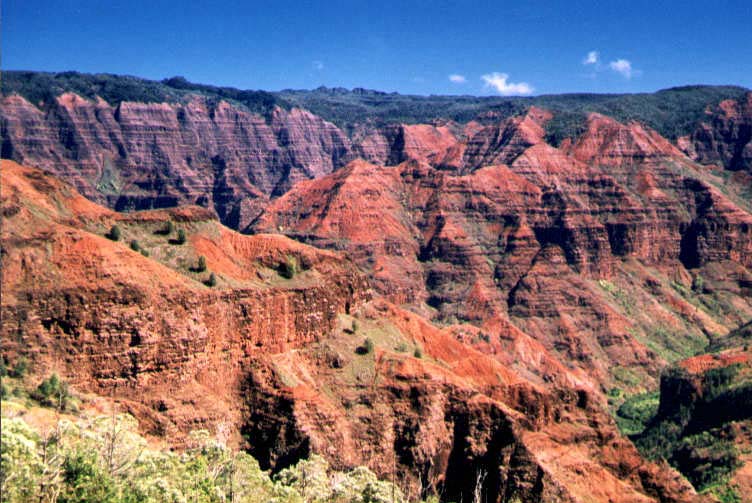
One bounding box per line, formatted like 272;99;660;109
0;93;354;228
1;161;705;503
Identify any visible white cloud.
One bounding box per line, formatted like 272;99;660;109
312;60;324;71
449;74;466;83
609;59;632;78
481;72;534;96
583;50;599;65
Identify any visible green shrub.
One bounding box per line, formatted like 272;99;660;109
155;220;175;236
414;348;423;359
59;451;118;503
704;484;742;503
206;273;217;287
31;373;71;410
1;409;409;503
129;240;140;252
692;274;705;293
615;392;659;435
703;364;740;400
106;225;121;241
672;431;741;490
196;255;207;272
9;357;29;378
279;255;297;279
175;229;186;245
356;338;374;355
139;249;150;257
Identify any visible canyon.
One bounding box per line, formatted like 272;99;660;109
2;72;752;502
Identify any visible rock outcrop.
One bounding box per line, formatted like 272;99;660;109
679;92;752;173
1;159;369;440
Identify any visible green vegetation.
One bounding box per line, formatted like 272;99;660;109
672;431;741;490
196;255;207;272
106;225;121;241
1;71;286;116
279;255;298;279
129;239;141;252
174;229;187;245
8;357;29;379
597;279;635;314
363;338;375;354
631;362;752;495
356;338;374;355
413;348;423;359
206;273;218;288
30;374;72;411
710;321;752;353
1;371;413;503
637;326;707;363
636;421;743;494
692;274;705;293
157;221;175;236
0;408;408;503
279;84;749;142
704;483;742;503
614;392;660;436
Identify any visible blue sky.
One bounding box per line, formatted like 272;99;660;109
4;0;751;96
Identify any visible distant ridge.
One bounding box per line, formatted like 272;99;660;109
2;69;749;142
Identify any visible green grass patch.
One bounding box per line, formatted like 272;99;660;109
635;326;707;363
615;392;660;436
597;279;635;314
702;483;742;503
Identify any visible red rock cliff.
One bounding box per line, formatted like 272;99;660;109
0;93;354;229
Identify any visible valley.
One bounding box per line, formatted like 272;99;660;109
2;72;752;502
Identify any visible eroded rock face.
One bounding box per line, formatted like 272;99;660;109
0;94;354;228
239;300;701;503
679;92;752;172
253;112;752;389
0;160;369;440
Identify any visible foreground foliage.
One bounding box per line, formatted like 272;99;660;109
1;403;407;503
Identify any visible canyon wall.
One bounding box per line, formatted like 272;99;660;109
1;160;705;502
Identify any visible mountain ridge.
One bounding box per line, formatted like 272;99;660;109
3;69;749;139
